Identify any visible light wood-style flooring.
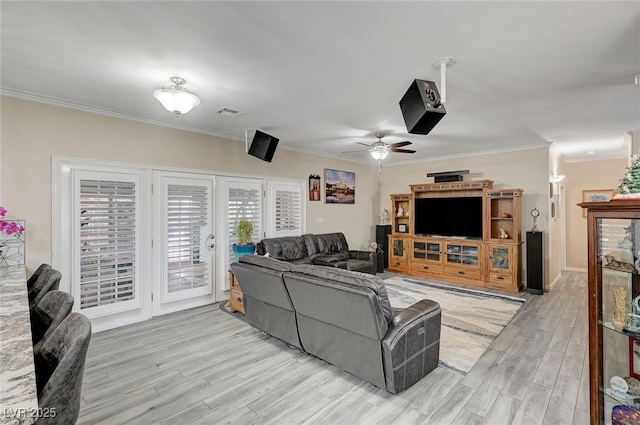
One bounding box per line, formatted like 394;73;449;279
77;271;589;425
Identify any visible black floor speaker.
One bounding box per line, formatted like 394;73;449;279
526;231;544;295
376;225;392;272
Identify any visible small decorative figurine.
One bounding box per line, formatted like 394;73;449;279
499;228;510;239
613;286;628;330
379;208;390;224
396;205;404;217
500;212;511;218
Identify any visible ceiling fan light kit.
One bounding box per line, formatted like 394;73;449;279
154;76;200;116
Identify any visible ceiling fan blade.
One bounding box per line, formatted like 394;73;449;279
390;141;412;148
391;148;416;154
341;149;369;154
355;142;372;147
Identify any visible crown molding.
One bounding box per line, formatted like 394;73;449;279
0;88;243;142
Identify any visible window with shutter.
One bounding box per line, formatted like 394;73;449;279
166;183;209;293
77;176;140;314
267;181;305;238
224;179;263;266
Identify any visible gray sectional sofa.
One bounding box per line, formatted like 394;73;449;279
256;232;376;274
230;255;441;394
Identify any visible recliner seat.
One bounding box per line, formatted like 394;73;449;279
230;256;441;394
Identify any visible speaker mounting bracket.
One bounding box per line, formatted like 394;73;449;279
431;57;456;104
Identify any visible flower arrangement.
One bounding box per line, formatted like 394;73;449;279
0;206;25;236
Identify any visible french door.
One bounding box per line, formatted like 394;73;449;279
71;169;147;325
152;171;216;316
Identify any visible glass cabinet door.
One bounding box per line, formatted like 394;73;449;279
393;238;405;257
596;217;640;423
413;241;426;259
426;242;441;262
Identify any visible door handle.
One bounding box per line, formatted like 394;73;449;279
206;234;215;249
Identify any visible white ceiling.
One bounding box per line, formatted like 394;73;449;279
2;2;639;165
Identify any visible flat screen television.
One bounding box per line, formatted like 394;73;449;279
414;197;483;239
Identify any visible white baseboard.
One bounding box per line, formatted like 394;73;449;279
565;267;587;273
548;273;562;291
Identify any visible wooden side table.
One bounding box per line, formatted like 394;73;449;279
228;270;245;314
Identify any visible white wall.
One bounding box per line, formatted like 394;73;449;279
0;96;379;275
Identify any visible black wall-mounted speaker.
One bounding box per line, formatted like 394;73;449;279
248;130;279;162
399;79;447;135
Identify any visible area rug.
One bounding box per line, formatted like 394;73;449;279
384;276;525;375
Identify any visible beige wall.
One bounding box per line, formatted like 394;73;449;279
564;158;628;269
379;147;551;285
6;94;625;290
0;96;379;274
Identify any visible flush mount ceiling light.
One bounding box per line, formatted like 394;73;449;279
153;77;200;116
431;57;456;104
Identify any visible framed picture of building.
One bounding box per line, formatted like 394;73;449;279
324;169;355;204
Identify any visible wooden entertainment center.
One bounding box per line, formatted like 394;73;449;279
387;180;524;293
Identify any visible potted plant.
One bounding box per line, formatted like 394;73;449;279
232;219;255;260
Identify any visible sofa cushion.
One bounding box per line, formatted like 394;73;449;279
302;234;321;257
259;237;308;262
316;233;350;255
292;265;394;324
239;255;295;272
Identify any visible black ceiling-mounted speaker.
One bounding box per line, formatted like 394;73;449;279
248;130;279;162
399;79;447;135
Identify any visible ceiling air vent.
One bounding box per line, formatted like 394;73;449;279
216;107;245;117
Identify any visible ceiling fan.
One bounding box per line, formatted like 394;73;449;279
344;132;416;160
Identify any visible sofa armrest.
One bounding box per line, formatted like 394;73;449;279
381;299;441;394
348;250;375;262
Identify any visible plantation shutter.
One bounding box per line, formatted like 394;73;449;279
225;179;263;265
267;181;304;237
77;175;140;314
166;183;209;293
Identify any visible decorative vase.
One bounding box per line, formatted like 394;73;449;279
232;244;255;260
0;220;25;267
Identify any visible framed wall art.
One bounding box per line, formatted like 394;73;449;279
309;174;321;201
324;169;355;204
582;189;615;217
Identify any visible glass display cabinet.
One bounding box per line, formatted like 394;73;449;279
581;200;640;425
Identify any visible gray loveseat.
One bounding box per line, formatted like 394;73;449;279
230;255;441;394
256;232;376;274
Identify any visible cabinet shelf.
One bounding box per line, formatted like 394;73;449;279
599;320;640;338
600;263;639;275
603;387;640;410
